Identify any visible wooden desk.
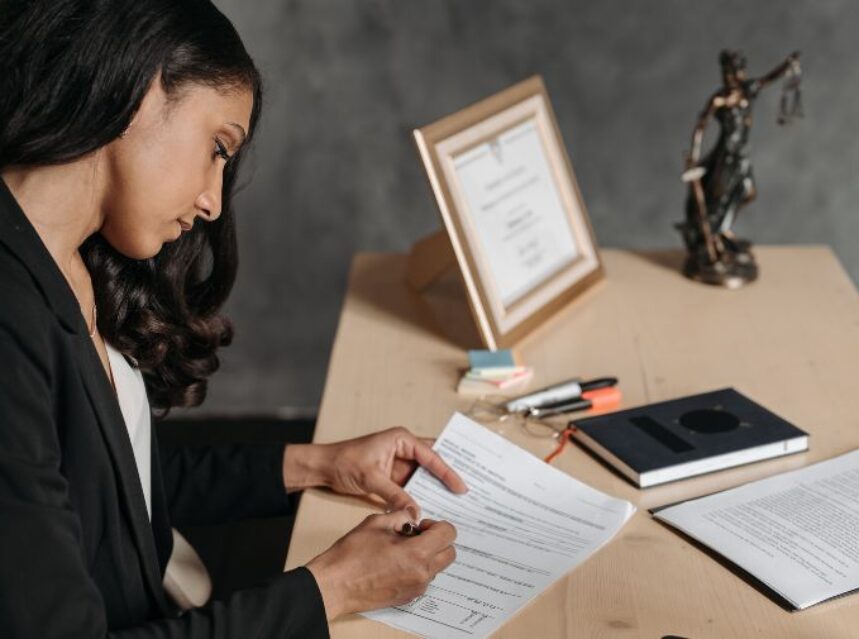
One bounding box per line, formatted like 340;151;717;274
286;246;859;639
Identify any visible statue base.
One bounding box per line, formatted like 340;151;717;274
683;249;758;289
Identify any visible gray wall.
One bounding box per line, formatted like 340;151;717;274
201;0;859;416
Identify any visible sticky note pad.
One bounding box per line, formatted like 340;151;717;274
468;349;516;370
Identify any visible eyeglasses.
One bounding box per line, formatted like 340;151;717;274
466;396;577;463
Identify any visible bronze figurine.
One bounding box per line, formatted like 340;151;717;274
679;50;803;288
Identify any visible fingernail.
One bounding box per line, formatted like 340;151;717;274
407;506;419;521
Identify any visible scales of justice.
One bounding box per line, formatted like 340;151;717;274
678;49;803;288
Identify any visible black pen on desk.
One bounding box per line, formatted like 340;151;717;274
398;521;422;537
506;377;618;413
579;377;618;392
532;378;619;410
528;386;622;419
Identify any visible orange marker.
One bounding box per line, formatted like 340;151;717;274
528;386;621;419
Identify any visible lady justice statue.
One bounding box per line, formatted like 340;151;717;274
679;50;802;287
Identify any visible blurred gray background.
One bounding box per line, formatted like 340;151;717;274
202;0;859;417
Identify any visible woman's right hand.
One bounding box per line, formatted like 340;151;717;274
305;510;457;620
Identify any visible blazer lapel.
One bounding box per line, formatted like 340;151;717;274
76;334;170;614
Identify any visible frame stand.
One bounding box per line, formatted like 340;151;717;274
405;229;456;292
405;230;483;349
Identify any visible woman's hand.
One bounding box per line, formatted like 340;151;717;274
306;510;457;619
283;427;467;519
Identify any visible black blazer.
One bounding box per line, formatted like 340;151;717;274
0;178;328;638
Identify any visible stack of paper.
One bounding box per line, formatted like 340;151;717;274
456;349;533;395
653;449;859;610
363;413;635;638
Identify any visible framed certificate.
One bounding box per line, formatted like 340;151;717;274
413;75;603;349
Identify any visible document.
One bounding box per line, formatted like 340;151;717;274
363;413;635;638
654;449;859;609
452;119;579;307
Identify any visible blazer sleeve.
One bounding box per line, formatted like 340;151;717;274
157;442;298;527
0;295;328;638
111;569;329;639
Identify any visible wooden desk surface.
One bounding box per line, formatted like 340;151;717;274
286;246;859;639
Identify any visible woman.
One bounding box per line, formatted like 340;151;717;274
0;1;465;636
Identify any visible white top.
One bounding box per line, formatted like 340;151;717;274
105;342;152;520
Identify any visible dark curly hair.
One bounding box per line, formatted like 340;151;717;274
0;0;262;415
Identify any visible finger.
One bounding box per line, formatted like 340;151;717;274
409;439;468;494
416;519;457;549
418;518;438;532
391;458;418;487
365;473;420;521
368;509;416;533
429;545;457;574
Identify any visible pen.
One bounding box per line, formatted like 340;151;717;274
398;521;422;537
533;379;619;411
578;377;618;392
528;386;622;419
505;377;618;413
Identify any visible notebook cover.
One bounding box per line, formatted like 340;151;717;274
572;388;808;474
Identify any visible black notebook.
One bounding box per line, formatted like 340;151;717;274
571;388;809;488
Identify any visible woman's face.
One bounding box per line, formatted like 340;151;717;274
101;79;253;259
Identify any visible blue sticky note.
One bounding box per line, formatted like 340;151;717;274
468;349;516;370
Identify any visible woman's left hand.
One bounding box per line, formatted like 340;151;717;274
283;427;468;519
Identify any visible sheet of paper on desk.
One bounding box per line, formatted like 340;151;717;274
362;413;635;639
654;448;859;610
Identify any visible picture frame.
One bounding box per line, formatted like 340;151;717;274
412;75;603;350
